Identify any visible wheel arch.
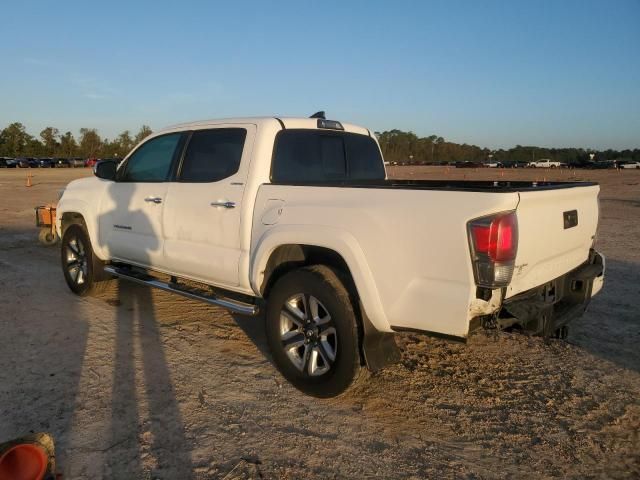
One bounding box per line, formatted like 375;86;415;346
256;238;400;372
57;200;107;261
250;227;391;334
60;211;88;237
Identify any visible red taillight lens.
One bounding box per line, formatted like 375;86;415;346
471;212;517;262
468;211;518;288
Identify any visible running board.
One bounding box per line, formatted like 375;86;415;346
103;266;259;316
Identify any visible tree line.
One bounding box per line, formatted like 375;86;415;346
376;129;640;165
1;122;638;164
0;122;153;159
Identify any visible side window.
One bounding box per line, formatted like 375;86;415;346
179;128;247;182
119;133;182;182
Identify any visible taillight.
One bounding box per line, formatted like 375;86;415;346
468;211;518;288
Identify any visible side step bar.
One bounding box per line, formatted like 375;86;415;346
103;266;259;316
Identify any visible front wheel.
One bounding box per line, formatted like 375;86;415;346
61;224;111;296
265;265;363;398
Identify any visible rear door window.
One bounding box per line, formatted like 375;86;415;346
271;130;384;183
179;128;247;182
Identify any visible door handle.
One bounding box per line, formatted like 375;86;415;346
210;201;236;209
144;197;162;204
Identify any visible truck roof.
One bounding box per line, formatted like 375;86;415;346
161;116;371;136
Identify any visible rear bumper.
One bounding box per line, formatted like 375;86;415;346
496;249;605;335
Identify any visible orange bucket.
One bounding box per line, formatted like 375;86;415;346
0;444;47;480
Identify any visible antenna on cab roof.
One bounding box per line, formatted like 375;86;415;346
310;111;326;119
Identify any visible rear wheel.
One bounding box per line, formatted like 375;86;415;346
61;224;111;296
265;265;363;397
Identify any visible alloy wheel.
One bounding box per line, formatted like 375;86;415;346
279;293;338;376
65;236;88;285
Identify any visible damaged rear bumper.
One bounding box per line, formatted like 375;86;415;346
493;249;605;336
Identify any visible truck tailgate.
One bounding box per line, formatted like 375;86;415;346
507;184;599;298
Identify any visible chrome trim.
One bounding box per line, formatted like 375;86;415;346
103;266;258;316
210;201;236;209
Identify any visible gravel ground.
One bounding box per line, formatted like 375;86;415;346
0;167;638;479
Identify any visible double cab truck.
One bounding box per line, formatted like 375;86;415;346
57;114;605;397
529;159;563;168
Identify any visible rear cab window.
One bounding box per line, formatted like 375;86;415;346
271;130;386;183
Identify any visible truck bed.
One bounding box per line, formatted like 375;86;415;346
253;180;600;337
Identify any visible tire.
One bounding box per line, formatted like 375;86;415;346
61;224;111;296
265;265;363;398
38;228;59;246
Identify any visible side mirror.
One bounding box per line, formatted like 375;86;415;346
94;160;118;180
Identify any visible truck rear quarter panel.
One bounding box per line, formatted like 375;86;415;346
251;185;519;336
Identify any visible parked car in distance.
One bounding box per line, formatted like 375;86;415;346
455;161;485;168
99;157;122;166
85;158;98;168
618;160;640;169
37;158;55;168
16;158;30;168
0;157;15;168
485;161;503;168
501;160;528;168
528;159;562;168
67;157;85;168
584;161;615;170
54;158;70;168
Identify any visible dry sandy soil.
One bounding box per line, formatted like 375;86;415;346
0;167;638;479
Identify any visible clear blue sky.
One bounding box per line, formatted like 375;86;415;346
1;0;638;149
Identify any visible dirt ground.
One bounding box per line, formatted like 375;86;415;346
0;167;638;479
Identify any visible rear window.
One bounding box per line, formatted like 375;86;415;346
271;130;385;183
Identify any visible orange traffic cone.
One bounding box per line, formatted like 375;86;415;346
26;173;32;188
0;444;47;480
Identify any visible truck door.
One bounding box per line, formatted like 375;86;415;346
162;125;255;287
98;132;185;266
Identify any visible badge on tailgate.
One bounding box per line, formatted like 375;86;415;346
563;209;578;229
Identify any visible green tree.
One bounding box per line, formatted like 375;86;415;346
79;128;102;158
134;125;153;145
116;130;134;157
0;122;33;157
40;127;60;156
59;131;78;158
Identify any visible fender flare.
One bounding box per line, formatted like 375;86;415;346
57;198;108;261
250;225;392;333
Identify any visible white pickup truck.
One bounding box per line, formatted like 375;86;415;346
529;159;563;168
57;114;605;397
